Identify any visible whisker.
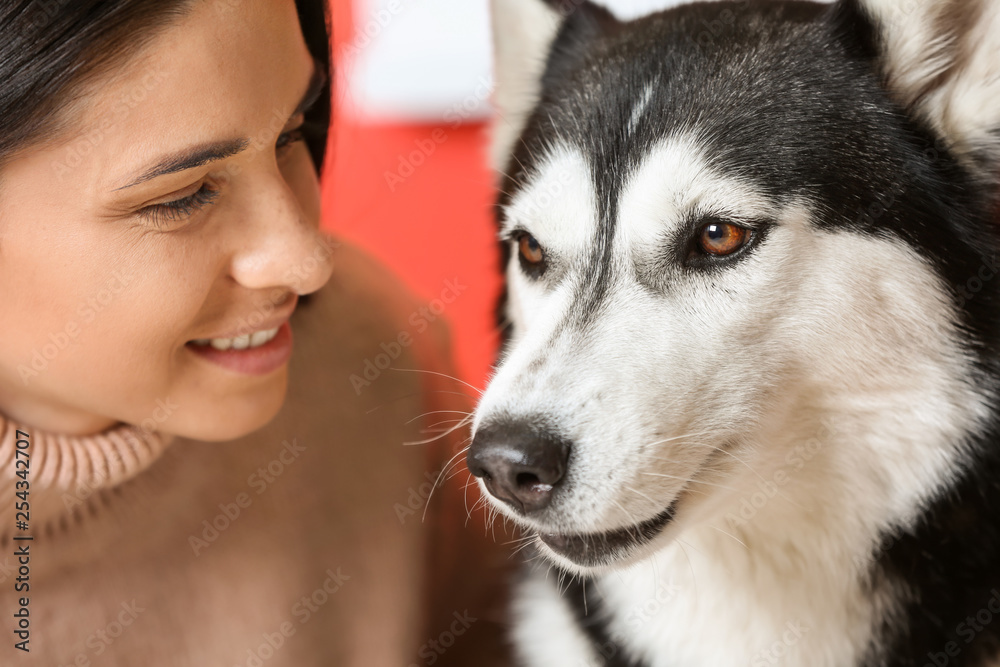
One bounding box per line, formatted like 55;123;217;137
421;417;474;433
510;536;539;559
462;476;477;524
640;429;726;450
708;524;749;550
421;445;471;523
364;389;476;415
609;498;642;544
440;447;474;483
640;471;738;492
445;465;472;482
503;534;536;547
403;414;473;446
674;538;698;598
406;409;472;425
624;485;659;509
677;441;762;477
390;366;484;397
680;442;805;509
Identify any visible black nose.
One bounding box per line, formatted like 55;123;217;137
466;423;570;514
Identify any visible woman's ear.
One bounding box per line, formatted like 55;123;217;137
488;0;617;173
843;0;1000;181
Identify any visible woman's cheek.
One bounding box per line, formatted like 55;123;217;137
76;238;207;364
0;235;130;384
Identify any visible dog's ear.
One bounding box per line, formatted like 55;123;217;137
840;0;1000;182
489;0;562;172
488;0;616;172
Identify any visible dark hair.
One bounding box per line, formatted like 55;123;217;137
0;0;332;173
294;0;333;174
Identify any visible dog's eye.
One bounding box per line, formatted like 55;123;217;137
519;234;544;264
698;222;751;256
514;232;547;278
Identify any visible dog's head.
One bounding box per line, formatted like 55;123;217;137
469;0;1000;573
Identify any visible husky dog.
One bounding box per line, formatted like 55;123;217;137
466;0;1000;664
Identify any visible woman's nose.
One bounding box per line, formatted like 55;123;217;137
228;176;335;296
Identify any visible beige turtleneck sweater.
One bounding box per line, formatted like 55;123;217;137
0;238;513;666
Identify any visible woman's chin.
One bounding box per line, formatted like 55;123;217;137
162;374;290;442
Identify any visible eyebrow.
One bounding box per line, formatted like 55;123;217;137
115;59;326;191
115;138;251;190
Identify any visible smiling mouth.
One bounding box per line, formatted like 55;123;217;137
537;501;678;568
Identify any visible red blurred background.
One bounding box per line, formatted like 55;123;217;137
320;0;502;391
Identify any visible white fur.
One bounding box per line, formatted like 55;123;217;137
860;0;1000;173
497;145;598;344
488;0;563;173
499;146;598;256
512;571;603;666
627;82;657;136
924;0;1000;172
588;224;988;667
482;1;998;663
476;137;990;665
617;135;778;248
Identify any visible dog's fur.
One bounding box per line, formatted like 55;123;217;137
469;0;1000;664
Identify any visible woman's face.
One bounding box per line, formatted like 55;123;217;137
0;0;334;440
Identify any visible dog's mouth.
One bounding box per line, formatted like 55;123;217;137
536;502;678;568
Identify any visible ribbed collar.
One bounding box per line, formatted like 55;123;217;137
0;413;174;542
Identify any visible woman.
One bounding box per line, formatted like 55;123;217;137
0;0;511;664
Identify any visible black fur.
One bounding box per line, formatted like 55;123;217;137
494;1;1000;664
562;574;650;667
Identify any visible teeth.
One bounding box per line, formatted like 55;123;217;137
211;338;232;351
192;327;279;351
249;329;272;347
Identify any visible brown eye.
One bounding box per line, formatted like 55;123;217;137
698;222;751;256
519;234;544;264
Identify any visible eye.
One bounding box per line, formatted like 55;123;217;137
697;221;751;256
138;181;220;228
519;234;544;264
514;232;547;278
276;126;306;156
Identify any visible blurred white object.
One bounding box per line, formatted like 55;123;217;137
600;0;695;20
341;0;494;124
340;0;827;123
342;0;694;123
